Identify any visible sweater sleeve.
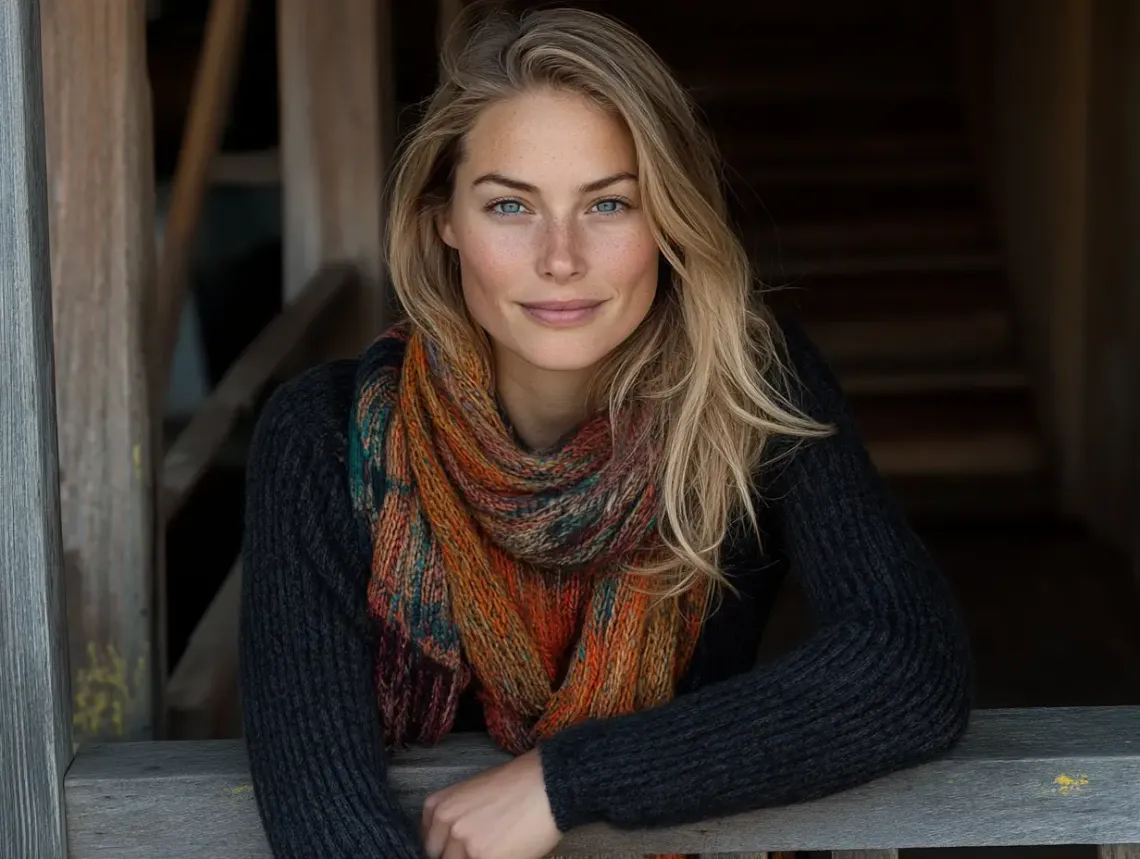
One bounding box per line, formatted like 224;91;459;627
536;320;974;832
239;365;424;859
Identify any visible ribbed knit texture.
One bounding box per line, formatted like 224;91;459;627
239;319;973;858
347;322;707;757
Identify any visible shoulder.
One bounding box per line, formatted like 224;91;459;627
245;328;412;527
242;358;373;606
248;331;409;468
248;359;362;475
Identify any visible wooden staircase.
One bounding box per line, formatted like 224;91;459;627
603;0;1049;517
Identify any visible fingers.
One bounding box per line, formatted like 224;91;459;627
422;794;450;859
442;832;473;859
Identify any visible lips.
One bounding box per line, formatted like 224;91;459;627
519;298;606;327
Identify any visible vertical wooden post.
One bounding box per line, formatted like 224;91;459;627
39;0;161;742
0;1;73;856
278;0;394;355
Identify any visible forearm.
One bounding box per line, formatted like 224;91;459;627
538;611;969;831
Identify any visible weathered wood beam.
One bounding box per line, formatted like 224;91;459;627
39;0;159;742
61;708;1140;857
278;0;394;355
166;560;242;740
161;263;356;523
1101;846;1140;859
153;0;250;400
0;2;73;856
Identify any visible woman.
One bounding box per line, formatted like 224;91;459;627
239;5;973;859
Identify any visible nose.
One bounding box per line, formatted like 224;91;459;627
537;217;585;283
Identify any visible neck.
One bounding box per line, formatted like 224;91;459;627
493;345;594;452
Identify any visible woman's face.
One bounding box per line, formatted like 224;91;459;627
438;88;659;376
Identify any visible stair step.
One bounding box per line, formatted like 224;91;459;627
700;96;963;137
888;473;1055;521
637;24;955;75
838;364;1029;397
631;0;953;28
766;271;1016;365
685;70;952;103
731;177;985;222
765;269;1010;316
869;430;1042;478
804;312;1011;366
761;251;1003;280
717;132;969;166
744;215;994;256
735;160;975;188
854;390;1044;479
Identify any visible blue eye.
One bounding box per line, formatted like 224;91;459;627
592;198;626;215
490;199;525;216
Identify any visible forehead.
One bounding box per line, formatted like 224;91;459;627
459;89;637;182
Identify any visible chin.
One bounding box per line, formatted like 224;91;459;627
510;330;616;373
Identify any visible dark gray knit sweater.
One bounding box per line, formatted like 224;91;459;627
238;320;973;858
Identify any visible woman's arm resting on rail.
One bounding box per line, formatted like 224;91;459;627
240;367;425;859
534;320;974;833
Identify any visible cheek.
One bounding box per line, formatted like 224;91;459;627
454;221;530;305
594;225;659;305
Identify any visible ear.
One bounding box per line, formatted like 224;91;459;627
435;210;458;249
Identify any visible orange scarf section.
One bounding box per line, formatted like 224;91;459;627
351;323;710;854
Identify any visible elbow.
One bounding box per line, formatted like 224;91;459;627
876;616;974;768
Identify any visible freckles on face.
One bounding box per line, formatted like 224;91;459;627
438;88;660;376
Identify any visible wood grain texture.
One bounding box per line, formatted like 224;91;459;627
153;0;249;397
64;707;1140;857
0;2;74;856
278;0;394;355
161;263;355;522
39;0;160;742
1100;846;1140;859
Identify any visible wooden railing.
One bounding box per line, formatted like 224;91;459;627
50;708;1140;858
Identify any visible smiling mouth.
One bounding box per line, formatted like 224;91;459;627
519;299;606;326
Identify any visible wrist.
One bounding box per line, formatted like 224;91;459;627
536;722;605;833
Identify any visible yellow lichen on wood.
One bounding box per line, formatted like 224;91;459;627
1054;774;1090;796
72;641;149;740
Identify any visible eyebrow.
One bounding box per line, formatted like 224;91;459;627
471;171;638;195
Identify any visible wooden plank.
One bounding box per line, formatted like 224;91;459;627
210;148;280;186
166;561;242;740
767;251;1003;279
751;215;991;255
161;263;356;522
1100;847;1140;859
278;0;394;356
39;0;159;742
63;707;1140;857
153;0;250;397
0;2;73;856
838;366;1028;397
866;429;1043;478
802;312;1012;366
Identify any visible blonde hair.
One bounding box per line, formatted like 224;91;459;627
386;2;831;595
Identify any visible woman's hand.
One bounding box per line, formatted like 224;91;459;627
421;748;562;859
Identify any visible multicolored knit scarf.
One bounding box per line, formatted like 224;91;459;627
348;322;710;756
